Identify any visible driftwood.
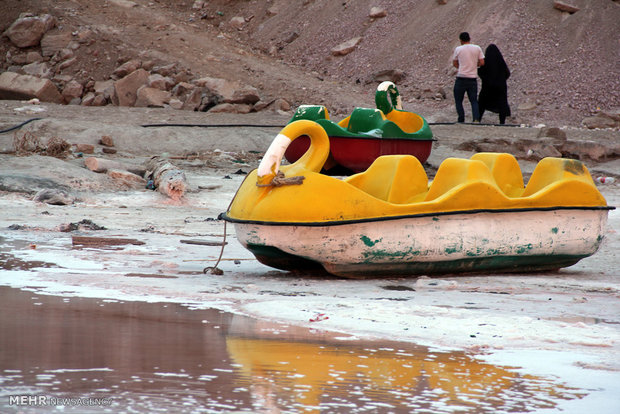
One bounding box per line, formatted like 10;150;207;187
124;273;178;279
180;239;227;246
143;156;187;200
72;235;145;247
84;156;146;176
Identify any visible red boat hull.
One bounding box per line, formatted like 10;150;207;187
284;136;433;173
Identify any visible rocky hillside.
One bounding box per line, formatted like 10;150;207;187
242;0;620;121
1;0;619;127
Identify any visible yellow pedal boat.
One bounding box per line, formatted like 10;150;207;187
222;120;613;278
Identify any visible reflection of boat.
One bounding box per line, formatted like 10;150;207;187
222;120;612;278
226;336;581;412
284;81;434;173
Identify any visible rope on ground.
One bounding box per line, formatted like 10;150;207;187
203;220;227;275
0;118;43;134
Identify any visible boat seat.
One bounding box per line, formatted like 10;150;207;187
345;155;428;204
424;158;497;202
522;157;594;197
289;105;330;122
384;109;424;134
346;107;388;135
471;153;524;197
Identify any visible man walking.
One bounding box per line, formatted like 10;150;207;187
451;32;485;123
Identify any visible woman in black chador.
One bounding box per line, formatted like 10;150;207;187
478;44;511;124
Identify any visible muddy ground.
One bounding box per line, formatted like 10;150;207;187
0;100;619;411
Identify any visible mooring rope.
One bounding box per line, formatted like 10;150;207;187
203;220;227;275
256;171;306;187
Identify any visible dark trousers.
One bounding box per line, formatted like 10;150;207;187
453;77;480;122
480;109;507;124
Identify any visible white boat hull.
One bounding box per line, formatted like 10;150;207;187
227;208;610;278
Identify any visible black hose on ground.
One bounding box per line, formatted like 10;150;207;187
141;123;285;128
141;121;522;128
0;118;523;134
0;118;43;134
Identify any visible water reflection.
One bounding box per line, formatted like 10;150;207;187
0;286;584;413
226;322;584;413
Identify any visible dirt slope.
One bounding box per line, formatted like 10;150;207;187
1;0;619;126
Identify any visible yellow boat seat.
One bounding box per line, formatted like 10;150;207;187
425;158;498;202
522;157;597;197
345;155;428;204
471;153;525;197
338;115;351;129
384;109;425;134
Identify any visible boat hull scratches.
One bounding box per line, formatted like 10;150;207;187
232;209;608;279
246;243;584;278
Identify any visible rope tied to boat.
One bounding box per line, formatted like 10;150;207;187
256;171;305;187
203;220;227;275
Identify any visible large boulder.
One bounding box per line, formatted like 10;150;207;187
208;103;252;114
369;7;387;18
152;63;178;77
560;140;612;161
331;37;362;56
230;86;260;105
25;51;44;63
113;69;149;106
21;62;53;78
62;80;84;103
40;32;72;57
0;72;63;103
553;1;580;13
582;110;620;129
135;86;171;107
181;88;205;111
147;74;175;91
3;13;56;48
94;80;115;100
112;59;142;79
194;77;260;104
171;82;196;99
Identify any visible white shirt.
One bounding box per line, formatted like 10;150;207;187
452;44;484;78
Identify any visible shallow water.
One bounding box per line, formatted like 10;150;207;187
0;286;587;413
